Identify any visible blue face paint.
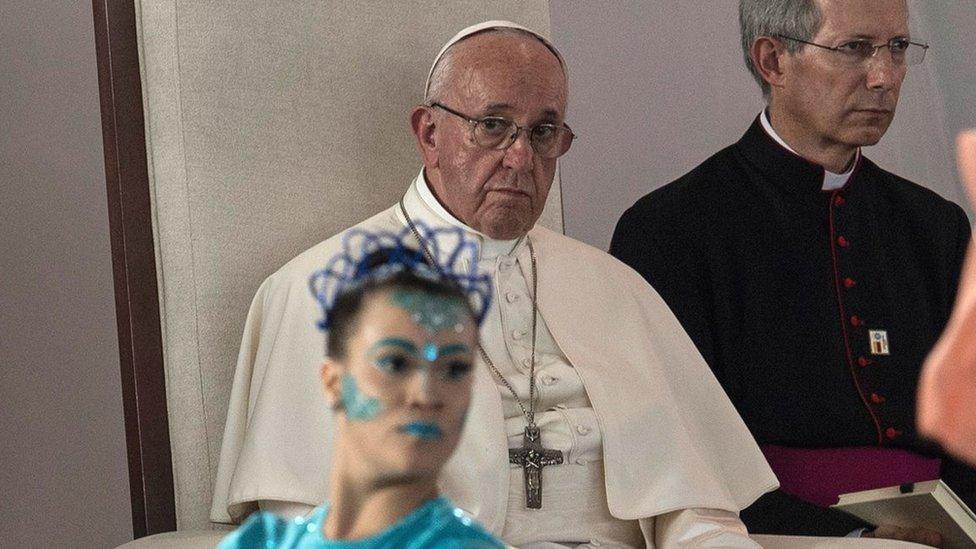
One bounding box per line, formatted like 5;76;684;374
423;342;438;362
368;333;473;381
370;337;417;376
399;421;443;441
391;290;465;333
438;344;469;358
372;337;418;355
340;372;381;421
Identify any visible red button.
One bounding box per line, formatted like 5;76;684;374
834;195;846;206
871;393;885;404
837;236;850;248
885;427;900;440
857;356;872;367
844;277;856;288
850;315;863;327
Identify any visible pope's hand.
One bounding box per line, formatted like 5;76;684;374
917;130;976;465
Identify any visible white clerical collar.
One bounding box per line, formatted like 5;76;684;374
760;109;859;191
412;170;523;259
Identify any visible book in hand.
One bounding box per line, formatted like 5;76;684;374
831;479;976;548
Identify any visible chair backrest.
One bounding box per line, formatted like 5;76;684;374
135;0;562;530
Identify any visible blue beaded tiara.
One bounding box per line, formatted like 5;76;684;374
309;223;492;331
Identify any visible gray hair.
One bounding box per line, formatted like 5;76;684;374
424;39;460;104
425;27;563;104
739;0;823;96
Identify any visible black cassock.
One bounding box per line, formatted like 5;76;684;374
611;117;974;536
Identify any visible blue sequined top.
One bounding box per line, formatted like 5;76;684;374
217;497;504;548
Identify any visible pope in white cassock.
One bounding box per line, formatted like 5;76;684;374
211;21;778;548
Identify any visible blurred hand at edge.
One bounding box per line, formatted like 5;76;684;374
918;130;976;466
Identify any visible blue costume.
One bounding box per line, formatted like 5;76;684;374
218;497;504;548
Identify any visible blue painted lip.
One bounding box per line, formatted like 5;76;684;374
399;421;443;441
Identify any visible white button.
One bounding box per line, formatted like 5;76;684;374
576;458;588;465
541;375;557;386
506;292;519;303
512;329;524;340
576;425;590;435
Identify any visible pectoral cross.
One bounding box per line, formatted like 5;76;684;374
509;424;563;509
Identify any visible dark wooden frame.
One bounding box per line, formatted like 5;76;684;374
92;0;176;538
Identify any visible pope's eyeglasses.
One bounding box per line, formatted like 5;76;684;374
429;102;575;159
777;35;928;67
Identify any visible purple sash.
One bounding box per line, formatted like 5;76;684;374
760;444;941;506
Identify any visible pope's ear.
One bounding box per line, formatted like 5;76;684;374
320;358;343;409
410;105;439;168
751;36;788;92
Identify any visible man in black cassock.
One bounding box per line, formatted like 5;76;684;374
611;0;973;545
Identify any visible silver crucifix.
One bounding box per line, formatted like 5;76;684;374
509;424;563;509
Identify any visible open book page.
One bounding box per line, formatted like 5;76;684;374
832;480;976;549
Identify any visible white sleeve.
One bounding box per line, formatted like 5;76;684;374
210;269;335;523
257;499;316;519
644;507;761;548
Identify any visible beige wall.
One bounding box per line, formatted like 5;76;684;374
0;1;131;547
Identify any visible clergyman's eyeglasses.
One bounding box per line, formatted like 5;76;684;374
429;102;575;159
777;35;929;67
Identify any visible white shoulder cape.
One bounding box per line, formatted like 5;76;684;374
210;183;777;532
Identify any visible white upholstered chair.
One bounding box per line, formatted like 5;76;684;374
117;1;560;546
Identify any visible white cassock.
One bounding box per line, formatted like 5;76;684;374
211;171;779;547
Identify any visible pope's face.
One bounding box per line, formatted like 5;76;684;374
777;0;909;148
423;33;567;240
325;288;477;483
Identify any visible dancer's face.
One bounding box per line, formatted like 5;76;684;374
322;288;477;482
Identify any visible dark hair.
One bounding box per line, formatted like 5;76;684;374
326;253;476;360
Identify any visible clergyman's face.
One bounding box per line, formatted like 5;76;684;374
425;33;567;240
325;289;477;483
777;0;909;148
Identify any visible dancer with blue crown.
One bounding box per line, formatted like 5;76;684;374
219;225;503;548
